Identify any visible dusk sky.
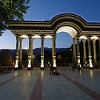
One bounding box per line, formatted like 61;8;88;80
0;0;100;49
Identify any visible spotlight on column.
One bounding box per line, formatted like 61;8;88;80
15;60;18;69
89;60;93;69
53;60;56;67
28;60;31;70
41;60;44;70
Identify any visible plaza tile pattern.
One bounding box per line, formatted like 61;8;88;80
0;68;100;100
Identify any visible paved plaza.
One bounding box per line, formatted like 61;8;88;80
0;67;100;100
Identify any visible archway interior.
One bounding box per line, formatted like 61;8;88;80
56;26;77;38
56;26;78;67
56;26;78;48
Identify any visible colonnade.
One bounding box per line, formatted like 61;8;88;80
15;35;56;69
76;36;100;68
14;35;100;69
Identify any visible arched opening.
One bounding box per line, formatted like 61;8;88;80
56;26;78;67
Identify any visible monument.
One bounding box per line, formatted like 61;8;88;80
8;13;100;69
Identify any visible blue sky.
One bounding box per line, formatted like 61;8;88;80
0;0;100;49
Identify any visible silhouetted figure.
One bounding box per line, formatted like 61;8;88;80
50;65;54;75
50;65;59;75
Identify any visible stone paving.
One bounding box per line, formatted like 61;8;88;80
0;67;100;100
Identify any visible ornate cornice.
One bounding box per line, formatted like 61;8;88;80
8;13;100;36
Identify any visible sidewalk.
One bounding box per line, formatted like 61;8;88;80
0;68;100;100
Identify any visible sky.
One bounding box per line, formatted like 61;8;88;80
0;0;100;49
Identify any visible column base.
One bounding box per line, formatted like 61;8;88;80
14;68;19;70
40;67;44;70
90;67;93;70
27;67;32;70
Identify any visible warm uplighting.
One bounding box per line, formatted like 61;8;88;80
20;35;28;38
25;47;28;50
32;35;41;38
53;59;56;67
28;60;31;68
15;60;18;68
56;26;77;38
44;35;52;38
90;62;93;68
91;36;98;40
41;60;44;68
79;35;87;40
14;72;18;77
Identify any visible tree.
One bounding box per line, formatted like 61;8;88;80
0;49;14;66
0;0;30;35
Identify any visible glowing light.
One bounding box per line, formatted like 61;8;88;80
91;36;98;40
15;60;18;68
89;60;93;68
56;26;77;38
53;59;56;67
20;35;28;38
25;47;28;50
44;35;52;38
79;35;87;40
28;60;31;68
90;63;93;68
41;60;44;68
33;35;41;38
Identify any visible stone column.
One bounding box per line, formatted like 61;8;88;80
92;39;97;68
93;39;97;60
41;36;44;69
88;37;93;69
99;37;100;62
73;37;76;59
19;37;22;69
15;36;19;69
82;39;86;63
52;36;56;67
72;37;77;66
31;38;34;68
28;36;33;69
77;37;80;65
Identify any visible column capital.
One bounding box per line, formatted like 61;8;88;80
41;35;44;37
87;37;91;40
19;37;23;41
16;35;20;38
28;34;33;37
82;38;86;41
52;35;56;38
92;39;96;42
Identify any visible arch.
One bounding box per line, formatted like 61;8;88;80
51;13;87;32
56;26;77;38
